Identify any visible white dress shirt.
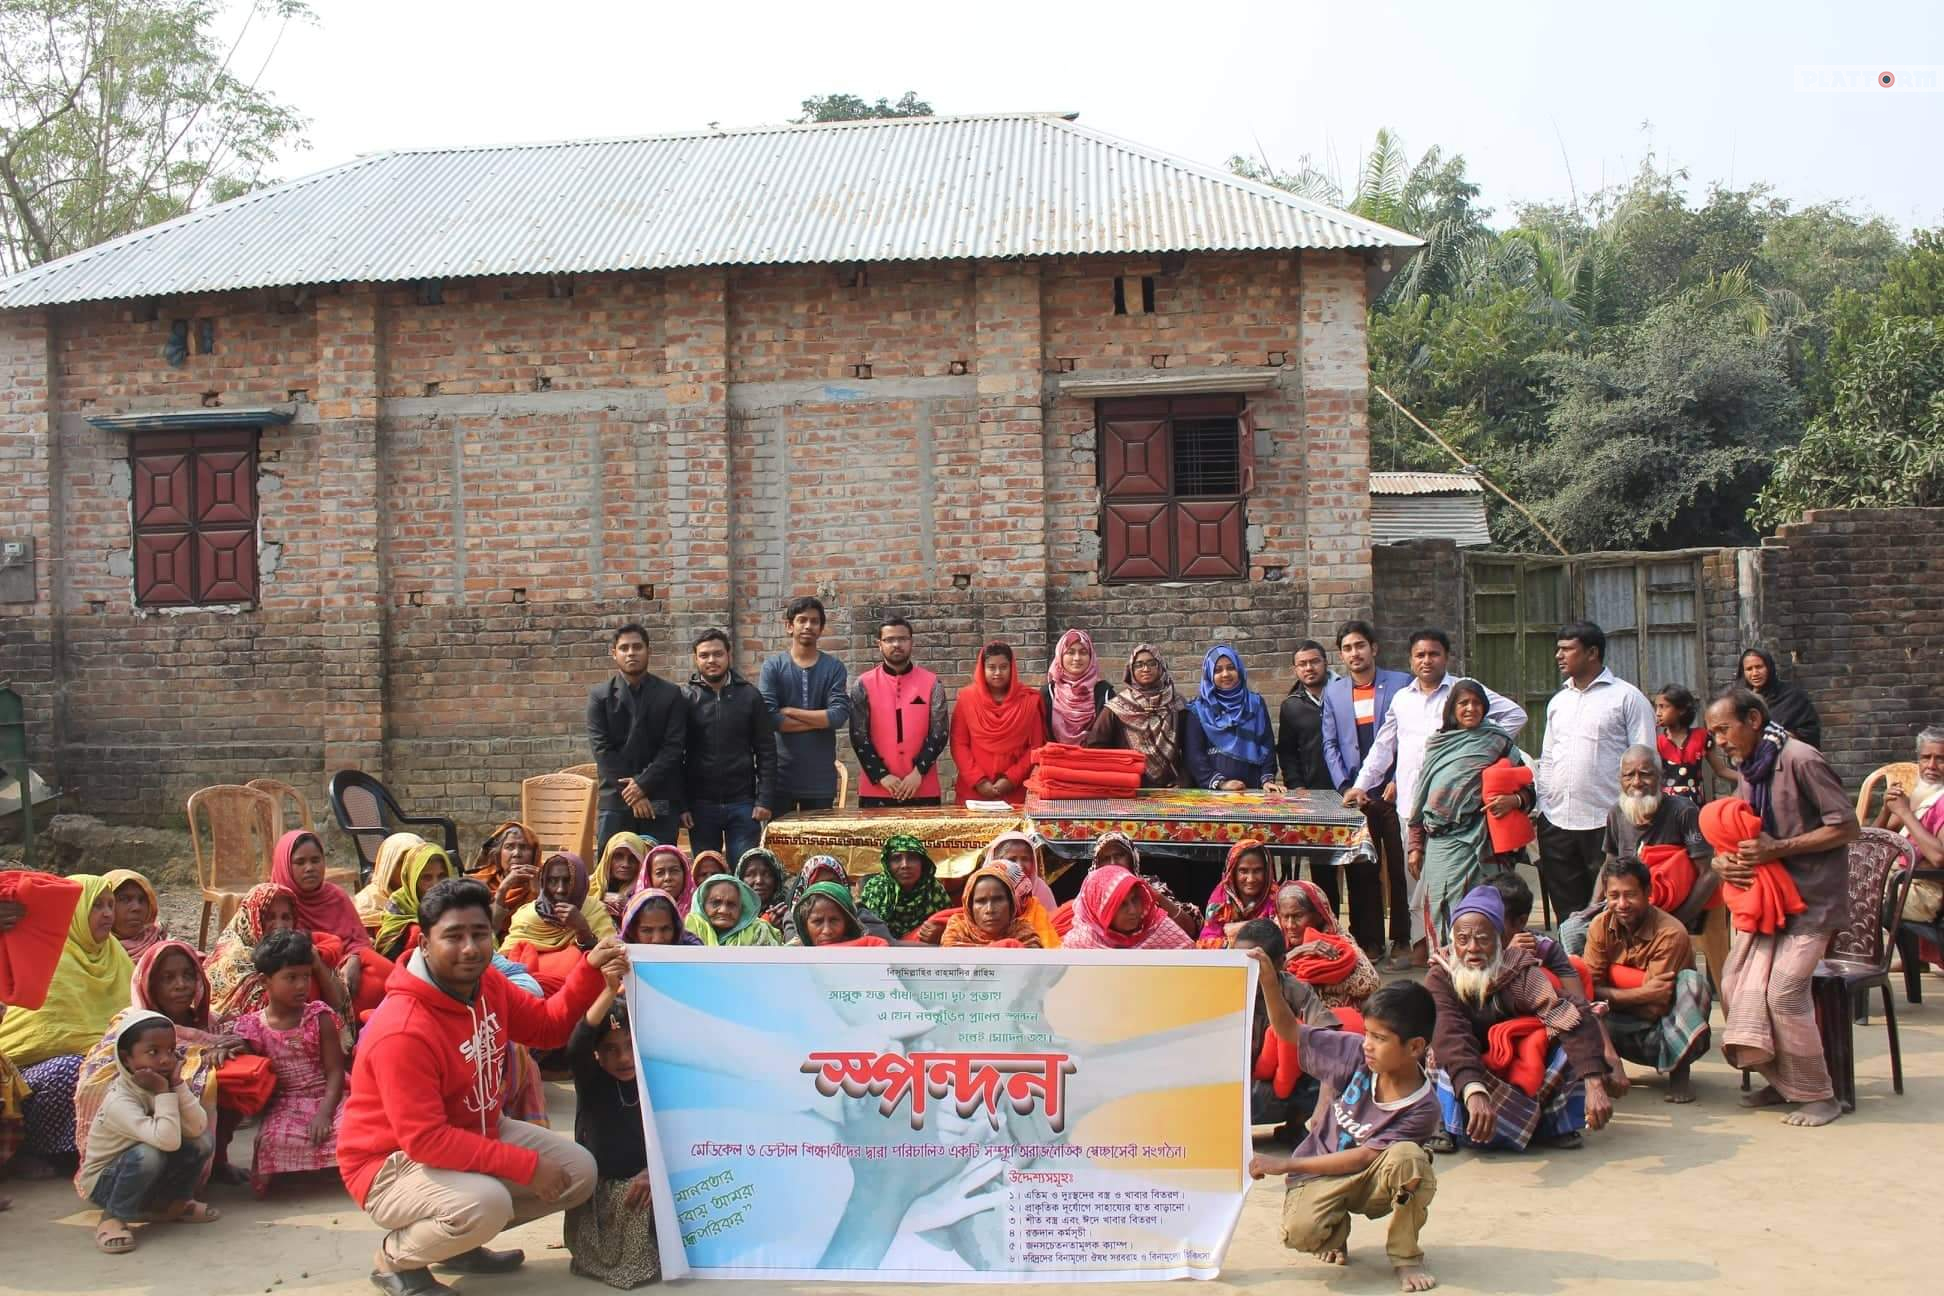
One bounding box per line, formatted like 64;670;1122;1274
1534;667;1658;831
1353;674;1529;821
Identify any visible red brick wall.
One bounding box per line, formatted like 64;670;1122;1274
0;250;1380;830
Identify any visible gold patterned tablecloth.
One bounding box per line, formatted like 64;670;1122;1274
760;806;1028;879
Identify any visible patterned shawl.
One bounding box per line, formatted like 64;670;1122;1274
1734;720;1792;827
1046;628;1104;744
102;868;169;963
204;882;296;1019
941;865;1040;947
271;829;371;950
466;819;542;912
1065;864;1194;950
1432;943;1584;1039
1104;644;1185;784
0;873;133;1068
595;833;651;923
858;834;953;940
1189;645;1275;767
683;875;782;947
503;852;593;952
1198;839;1277;944
1411;721;1517;834
641;844;696;917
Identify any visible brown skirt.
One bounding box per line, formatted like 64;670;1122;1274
566;1175;662;1289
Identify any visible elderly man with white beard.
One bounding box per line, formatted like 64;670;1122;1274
1556;747;1727;976
1424;886;1614;1153
1879;725;1944;976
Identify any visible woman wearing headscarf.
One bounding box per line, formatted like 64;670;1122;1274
76;939;248;1189
1408;678;1532;943
354;831;424;930
1063;865;1196;950
1054;832;1203;939
1737;648;1823;750
1087;644;1191;787
691;850;730;899
791;882;890;948
736;847;789;928
592;834;649;928
1272;880;1381;1011
942;864;1043;948
371;842;453;960
1186;645;1284;792
683;875;783;948
1198;839;1278;947
204;884;352;1023
271;829;394;1018
982;831;1061;947
102;870;169;963
619;888;704;946
858;835;953;941
949;641;1045;806
473;820;544;937
502;852;617;993
778;856;893;944
1042;629;1113;747
642;843;696;918
0;876;132;1166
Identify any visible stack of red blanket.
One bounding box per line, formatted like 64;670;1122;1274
1025;744;1148;799
1484;1016;1550;1097
1287;928;1360;985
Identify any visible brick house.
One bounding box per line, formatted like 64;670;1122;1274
0;113;1418;826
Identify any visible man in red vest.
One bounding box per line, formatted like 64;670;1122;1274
848;616;950;807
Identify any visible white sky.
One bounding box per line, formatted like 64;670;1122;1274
247;0;1943;229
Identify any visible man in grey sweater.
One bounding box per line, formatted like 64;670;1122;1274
758;596;850;814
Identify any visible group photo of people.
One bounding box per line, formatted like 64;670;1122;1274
2;595;1932;1295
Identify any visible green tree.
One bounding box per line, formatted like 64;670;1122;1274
1752;315;1944;526
0;0;311;274
794;92;933;123
1518;301;1803;550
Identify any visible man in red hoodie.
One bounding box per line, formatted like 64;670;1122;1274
339;878;624;1295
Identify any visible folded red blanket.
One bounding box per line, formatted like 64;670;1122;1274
1479;760;1536;853
1606;962;1647;990
1053;900;1075;937
1483;1015;1550;1097
1639;842;1697;913
1026;774;1142;800
1696;799;1806;933
0;871;83;1010
1254;1022;1303;1098
1287;928;1359;985
1032;764;1144;792
1333;1008;1366;1035
1036;744;1148;773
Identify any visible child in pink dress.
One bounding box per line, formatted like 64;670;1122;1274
233;930;346;1197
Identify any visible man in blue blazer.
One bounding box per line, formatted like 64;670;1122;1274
1320;620;1412;960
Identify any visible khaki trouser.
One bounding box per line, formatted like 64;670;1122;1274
1279;1141;1436;1266
363;1117;597;1270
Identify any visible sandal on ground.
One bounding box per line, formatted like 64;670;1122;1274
1424;1129;1457;1154
165;1200;221;1223
95;1220;136;1254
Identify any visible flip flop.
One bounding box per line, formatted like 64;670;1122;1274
164;1200;222;1223
95;1220;136;1254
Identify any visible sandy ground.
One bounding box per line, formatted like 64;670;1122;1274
2;977;1936;1296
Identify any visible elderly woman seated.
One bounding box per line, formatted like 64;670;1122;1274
1424;885;1614;1153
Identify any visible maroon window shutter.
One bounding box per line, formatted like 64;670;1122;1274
1103;501;1173;582
135;532;194;605
132;429;258;606
1099;400;1172;497
1175;499;1245;578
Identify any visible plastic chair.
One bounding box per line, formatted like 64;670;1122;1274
246;778;357;891
834;761;850;810
1855;762;1919;822
522;772;597;864
187;784;279;949
559;763;599;780
1894;866;1944;1004
1811;827;1915;1112
328;770;459;885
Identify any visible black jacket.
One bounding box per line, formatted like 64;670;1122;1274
682;669;778;811
1277;683;1335;791
586;672;689;816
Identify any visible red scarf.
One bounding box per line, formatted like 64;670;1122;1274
272;829;372;950
955;645;1044;762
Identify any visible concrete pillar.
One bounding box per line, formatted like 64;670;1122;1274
662;269;734;651
973;260;1050;663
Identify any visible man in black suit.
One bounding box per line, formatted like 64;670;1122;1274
586;623;687;853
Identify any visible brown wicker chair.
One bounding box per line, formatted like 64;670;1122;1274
187;784;279;949
1811;826;1915;1112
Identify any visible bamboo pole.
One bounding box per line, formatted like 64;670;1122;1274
1371;384;1571;557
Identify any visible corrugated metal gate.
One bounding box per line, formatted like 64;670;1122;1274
1465;552;1710;750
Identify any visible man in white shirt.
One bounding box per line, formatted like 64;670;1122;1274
1534;621;1656;919
1345;627;1527;958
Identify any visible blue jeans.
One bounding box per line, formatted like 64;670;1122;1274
597;808;680;857
89;1131;214;1220
687;800;762;866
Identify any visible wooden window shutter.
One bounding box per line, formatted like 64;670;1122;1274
1097;395;1249;582
131;428;258;606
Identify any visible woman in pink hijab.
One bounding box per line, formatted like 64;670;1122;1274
1041;629;1112;746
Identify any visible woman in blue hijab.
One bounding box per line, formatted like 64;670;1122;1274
1185;645;1285;792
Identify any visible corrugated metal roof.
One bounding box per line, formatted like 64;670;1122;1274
1370;471;1484;496
0;114;1420;309
1372;494;1492;547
